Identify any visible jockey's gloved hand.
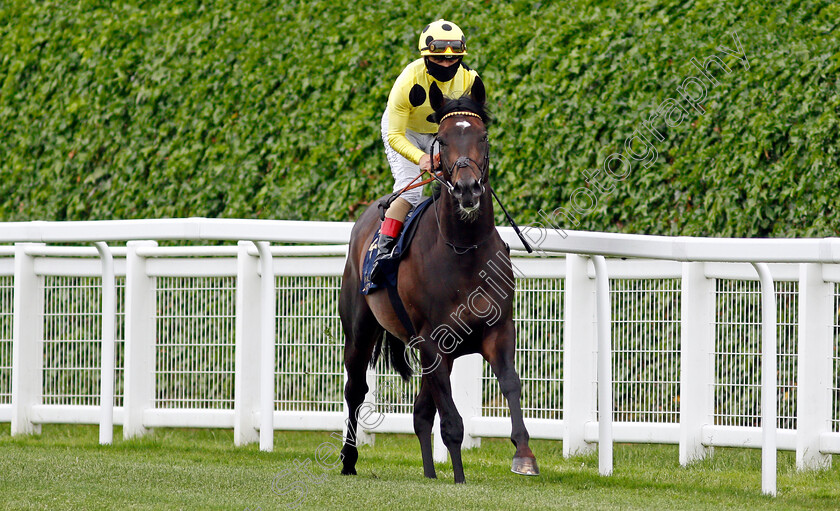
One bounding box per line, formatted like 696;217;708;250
419;153;441;173
419;154;433;173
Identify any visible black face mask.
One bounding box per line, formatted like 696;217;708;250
424;57;462;82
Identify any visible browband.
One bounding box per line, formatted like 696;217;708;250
439;111;481;122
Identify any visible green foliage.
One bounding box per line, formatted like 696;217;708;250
0;0;837;236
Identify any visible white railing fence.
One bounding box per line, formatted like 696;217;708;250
0;219;839;496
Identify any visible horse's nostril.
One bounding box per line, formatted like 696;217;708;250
471;181;482;196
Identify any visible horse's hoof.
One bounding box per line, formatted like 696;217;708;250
341;468;357;476
511;456;540;476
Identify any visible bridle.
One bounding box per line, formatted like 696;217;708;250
429;111;490;195
379;108;534;254
429;110;494;254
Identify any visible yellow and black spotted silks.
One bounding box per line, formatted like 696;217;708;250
385;58;481;164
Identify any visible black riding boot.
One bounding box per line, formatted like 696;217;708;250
376;232;397;261
370;232;397;281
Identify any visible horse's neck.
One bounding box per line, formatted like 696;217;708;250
437;190;495;249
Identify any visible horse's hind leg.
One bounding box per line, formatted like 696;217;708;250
482;323;539;476
338;284;379;476
417;348;466;483
413;375;438;479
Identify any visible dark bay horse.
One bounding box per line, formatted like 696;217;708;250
338;85;538;483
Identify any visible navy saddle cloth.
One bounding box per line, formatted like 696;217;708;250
360;197;434;295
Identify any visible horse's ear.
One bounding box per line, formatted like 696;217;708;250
429;82;444;112
470;76;486;105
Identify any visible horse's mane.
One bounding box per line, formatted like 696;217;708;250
433;94;492;125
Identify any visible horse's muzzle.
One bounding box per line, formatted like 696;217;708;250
451;178;483;210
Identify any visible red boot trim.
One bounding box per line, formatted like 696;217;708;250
381;217;404;238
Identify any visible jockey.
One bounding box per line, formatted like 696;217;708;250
377;18;484;259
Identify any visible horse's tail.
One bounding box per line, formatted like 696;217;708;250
370;331;413;382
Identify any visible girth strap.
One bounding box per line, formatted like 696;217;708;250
385;282;417;339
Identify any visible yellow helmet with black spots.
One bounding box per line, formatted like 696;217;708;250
418;19;467;56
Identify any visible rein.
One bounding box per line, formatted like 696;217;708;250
431;111;534;254
379;170;440;220
380;109;534;253
378;110;486;220
431;188;496;254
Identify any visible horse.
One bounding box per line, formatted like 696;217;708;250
337;84;538;483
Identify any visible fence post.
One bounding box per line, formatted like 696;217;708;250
349;367;377;447
124;240;157;439
255;242;276;452
432;354;483;463
94;242;116;445
432;414;448;462
679;262;715;465
11;242;44;436
234;241;261;446
796;263;833;470
592;256;613;476
752;262;778;497
563;253;597;457
451;353;483;449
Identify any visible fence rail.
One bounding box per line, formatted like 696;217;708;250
0;219;839;497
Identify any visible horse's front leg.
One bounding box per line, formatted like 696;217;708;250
482;322;539;476
412;375;437;479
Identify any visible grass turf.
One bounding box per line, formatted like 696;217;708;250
0;423;838;510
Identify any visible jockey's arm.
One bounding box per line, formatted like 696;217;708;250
385;96;427;166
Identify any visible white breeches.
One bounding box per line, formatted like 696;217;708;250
380;110;436;206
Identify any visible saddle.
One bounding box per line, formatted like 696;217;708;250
360;196;434;295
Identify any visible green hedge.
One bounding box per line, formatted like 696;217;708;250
0;0;838;236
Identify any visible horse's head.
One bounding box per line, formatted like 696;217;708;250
429;81;491;222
